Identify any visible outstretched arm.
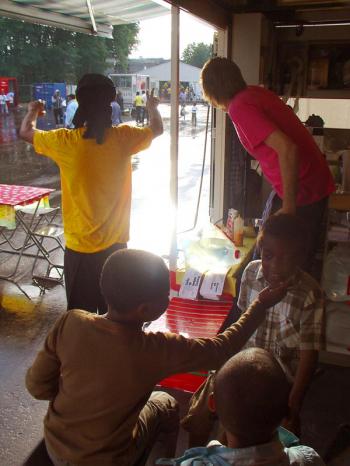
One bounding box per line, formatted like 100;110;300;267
19;100;45;144
265;129;299;214
147;89;163;138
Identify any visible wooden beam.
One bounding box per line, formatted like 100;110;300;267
163;0;230;30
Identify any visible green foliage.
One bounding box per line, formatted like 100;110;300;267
182;42;212;68
107;23;139;72
0;17;139;83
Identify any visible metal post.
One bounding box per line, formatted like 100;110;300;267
169;5;179;276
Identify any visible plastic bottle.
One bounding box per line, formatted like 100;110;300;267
233;215;244;247
323;244;350;301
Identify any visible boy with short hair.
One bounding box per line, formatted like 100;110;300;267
26;248;287;466
182;214;324;442
158;348;325;465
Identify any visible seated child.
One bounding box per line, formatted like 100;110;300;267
25;248;287;466
182;214;324;444
157;348;325;465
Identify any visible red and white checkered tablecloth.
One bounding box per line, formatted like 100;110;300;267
0;184;54;206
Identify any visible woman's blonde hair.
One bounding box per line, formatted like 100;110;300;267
200;57;247;107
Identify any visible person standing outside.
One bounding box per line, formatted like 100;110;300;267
201;57;335;266
51;89;64;126
0;90;9;115
134;91;144;126
64;94;78;128
20;74;163;313
191;102;197;127
116;90;124;112
111;97;122;126
142;90;149;126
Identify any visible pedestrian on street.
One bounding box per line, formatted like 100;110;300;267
191;102;197;127
65;94;78;128
0;90;9;115
111;97;122;126
134;91;144;126
51;89;64;126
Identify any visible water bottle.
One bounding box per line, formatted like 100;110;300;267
323;244;350;301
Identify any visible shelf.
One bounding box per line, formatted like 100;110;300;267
319;350;350;367
305;89;350;99
327;239;350;244
329;193;350;211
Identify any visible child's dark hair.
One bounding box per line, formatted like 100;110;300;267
72;73;116;145
214;348;291;446
257;213;310;256
100;249;169;312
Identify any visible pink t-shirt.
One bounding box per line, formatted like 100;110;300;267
228;86;335;206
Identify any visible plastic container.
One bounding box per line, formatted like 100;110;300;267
323;244;350;301
233;215;244;247
178;223;240;272
325;301;350;354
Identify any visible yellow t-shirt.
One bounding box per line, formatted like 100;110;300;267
33;125;153;253
134;95;144;106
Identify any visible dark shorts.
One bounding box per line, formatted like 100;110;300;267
64;242;126;313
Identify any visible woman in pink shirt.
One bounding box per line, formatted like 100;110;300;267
201;57;335;270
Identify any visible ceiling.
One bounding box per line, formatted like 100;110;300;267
0;0;170;38
164;0;350;29
0;0;349;36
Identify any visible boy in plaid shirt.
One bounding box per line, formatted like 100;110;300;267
182;214;324;443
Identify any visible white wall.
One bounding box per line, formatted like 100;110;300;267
232;13;263;85
144;61;201;82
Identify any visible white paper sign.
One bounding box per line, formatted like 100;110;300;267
179;268;203;300
200;271;227;300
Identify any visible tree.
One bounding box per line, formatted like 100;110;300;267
107;23;139;72
182;42;212;68
0;17;139;83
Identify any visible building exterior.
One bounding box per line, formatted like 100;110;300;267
143;60;202;101
128;57;167;74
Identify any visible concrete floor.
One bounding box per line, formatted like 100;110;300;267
1;107;350;465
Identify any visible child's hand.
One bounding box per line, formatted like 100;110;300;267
257;282;289;308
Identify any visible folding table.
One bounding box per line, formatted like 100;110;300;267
0;184;56;298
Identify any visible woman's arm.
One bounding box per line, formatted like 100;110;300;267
264;129;299;214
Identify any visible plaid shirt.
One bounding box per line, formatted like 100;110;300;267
238;260;324;380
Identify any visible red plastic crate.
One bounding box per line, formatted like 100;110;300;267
147;296;233;392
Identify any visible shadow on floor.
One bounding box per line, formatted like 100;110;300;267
22;440;52;466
